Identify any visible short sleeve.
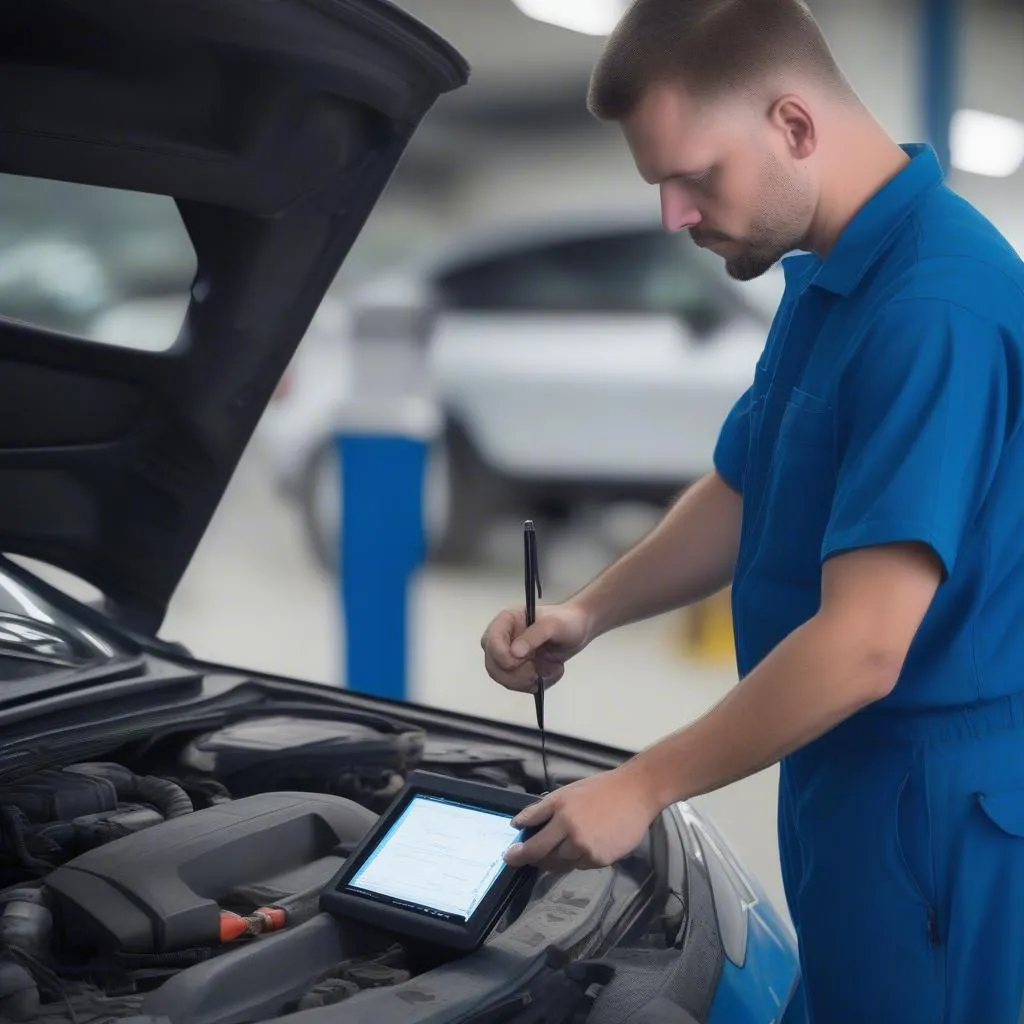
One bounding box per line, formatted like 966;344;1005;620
821;300;1009;576
713;386;753;494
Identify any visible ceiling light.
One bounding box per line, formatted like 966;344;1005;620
511;0;628;36
950;109;1024;178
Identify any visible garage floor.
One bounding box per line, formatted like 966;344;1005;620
161;445;786;915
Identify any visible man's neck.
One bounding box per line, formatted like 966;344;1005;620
803;122;910;258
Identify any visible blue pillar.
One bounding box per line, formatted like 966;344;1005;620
335;432;427;700
921;0;958;174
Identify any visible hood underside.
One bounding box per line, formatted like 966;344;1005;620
0;0;468;633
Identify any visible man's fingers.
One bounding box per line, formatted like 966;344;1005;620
485;652;545;692
536;662;564;689
482;609;566;692
505;817;566;868
509;618;559;660
537;838;588;874
481;611;522;672
505;799;564;866
512;797;553;831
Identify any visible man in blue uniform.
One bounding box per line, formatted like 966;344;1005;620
480;0;1024;1020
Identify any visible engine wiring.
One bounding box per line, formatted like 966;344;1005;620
3;944;148;1024
0;717;585;1023
0;806;58;878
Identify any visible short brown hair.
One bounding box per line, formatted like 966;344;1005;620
587;0;851;120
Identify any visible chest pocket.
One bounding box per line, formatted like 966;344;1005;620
747;388;836;585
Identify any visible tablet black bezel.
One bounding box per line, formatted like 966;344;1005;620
320;770;539;952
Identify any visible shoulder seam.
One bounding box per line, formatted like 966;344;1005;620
912;254;1024;300
902;208;1024;301
870;295;1007;331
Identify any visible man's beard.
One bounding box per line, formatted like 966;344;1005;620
694;155;810;282
723;239;789;281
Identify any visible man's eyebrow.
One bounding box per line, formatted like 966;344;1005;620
648;165;714;186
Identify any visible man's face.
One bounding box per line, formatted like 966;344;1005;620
621;81;815;280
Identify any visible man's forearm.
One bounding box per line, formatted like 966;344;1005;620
572;472;742;639
623;608;902;808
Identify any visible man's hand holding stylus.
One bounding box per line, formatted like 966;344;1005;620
480;600;594;692
482;597;661;873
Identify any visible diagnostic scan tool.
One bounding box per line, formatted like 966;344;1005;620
321;771;539;952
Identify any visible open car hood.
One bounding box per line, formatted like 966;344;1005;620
0;0;468;633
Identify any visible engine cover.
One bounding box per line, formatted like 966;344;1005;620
45;792;376;955
178;715;425;811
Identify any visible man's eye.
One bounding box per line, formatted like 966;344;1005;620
679;170;713;190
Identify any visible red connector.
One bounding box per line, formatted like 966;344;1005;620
218;906;288;943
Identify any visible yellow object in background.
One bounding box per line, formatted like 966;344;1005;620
680;589;735;662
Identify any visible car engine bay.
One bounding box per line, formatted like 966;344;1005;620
0;708;732;1024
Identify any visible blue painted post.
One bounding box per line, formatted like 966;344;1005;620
334;424;429;700
921;0;958;174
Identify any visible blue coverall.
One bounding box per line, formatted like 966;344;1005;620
714;143;1024;1022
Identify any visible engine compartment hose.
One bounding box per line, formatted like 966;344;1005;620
0;900;52;958
0;887;47;909
219;907;287;943
59;763;193;820
274;890;321;928
0;958;39;1022
0;808;53;875
113;947;213;969
126;776;193;819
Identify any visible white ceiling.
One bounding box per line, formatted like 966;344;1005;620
395;0;606;109
394;0;879;116
396;0;1016;118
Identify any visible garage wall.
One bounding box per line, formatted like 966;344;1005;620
825;0;1024;252
410;0;1023;255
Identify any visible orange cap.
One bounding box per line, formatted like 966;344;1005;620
218;911;248;943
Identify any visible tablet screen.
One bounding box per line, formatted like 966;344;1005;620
346;794;525;920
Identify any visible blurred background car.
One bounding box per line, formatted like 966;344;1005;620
0;172;196;346
257;215;786;571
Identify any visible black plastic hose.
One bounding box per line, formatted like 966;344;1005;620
0;808;52;876
0;900;52;958
0;958;39;1022
113;946;213;969
124;776;193;819
0;887;46;909
67;764;194;820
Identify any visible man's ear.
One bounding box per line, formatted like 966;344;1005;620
768;94;817;160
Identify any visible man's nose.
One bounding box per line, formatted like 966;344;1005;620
661;183;701;232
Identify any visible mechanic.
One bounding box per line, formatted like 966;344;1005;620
479;1;1024;1021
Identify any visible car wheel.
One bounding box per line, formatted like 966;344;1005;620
301;443;341;574
428;423;493;566
300;425;488;574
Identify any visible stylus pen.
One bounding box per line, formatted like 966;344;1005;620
523;520;551;792
523;520;543;730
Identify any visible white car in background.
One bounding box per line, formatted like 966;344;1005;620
256;215;785;570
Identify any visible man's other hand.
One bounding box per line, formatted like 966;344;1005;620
503;766;659;872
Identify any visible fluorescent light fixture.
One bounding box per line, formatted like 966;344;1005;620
951;109;1024;178
511;0;628;36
